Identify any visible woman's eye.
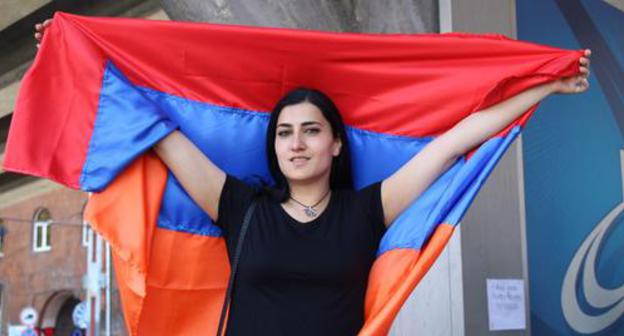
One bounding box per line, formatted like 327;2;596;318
305;128;320;134
277;130;291;137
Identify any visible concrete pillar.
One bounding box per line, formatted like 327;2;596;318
159;0;438;33
446;1;531;335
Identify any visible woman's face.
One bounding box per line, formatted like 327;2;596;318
275;101;342;186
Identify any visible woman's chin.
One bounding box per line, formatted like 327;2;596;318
284;170;325;185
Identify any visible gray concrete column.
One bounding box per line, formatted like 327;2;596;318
447;1;532;335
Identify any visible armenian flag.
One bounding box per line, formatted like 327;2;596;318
3;12;583;335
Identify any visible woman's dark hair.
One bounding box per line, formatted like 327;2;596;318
266;87;353;202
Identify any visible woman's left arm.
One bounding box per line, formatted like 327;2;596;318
380;49;592;227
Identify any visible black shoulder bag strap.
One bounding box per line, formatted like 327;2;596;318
216;198;258;336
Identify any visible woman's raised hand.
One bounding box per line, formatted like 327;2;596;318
34;19;53;49
551;48;592;94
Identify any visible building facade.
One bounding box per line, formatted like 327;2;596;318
2;1;621;335
0;1;167;335
0;187;87;335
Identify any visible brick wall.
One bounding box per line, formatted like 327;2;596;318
0;186;87;331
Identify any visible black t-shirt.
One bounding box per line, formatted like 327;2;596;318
217;175;387;336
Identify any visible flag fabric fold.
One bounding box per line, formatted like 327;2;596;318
4;11;583;335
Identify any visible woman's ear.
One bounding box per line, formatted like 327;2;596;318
332;136;342;157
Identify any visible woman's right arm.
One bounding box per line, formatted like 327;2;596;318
154;131;226;222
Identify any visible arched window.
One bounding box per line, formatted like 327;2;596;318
0;219;5;257
33;208;52;252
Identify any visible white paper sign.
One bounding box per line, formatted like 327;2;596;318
7;325;26;336
487;278;526;331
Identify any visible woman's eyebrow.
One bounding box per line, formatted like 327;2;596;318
277;121;323;128
301;121;323;127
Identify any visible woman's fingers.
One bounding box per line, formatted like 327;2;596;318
34;19;52;33
555;50;591;94
34;19;52;46
579;66;590;77
580;48;591;72
579;50;591;79
579;78;590;92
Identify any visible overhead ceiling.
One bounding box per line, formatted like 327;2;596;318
0;0;50;31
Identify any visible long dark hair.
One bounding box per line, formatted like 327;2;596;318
266;87;353;202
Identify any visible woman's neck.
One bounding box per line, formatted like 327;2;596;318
287;179;331;205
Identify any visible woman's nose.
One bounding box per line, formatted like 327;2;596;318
291;133;305;150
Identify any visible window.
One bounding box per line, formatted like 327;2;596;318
33;208;52;252
0;219;5;257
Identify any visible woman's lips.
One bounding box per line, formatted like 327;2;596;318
290;156;310;165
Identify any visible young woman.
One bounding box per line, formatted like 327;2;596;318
36;19;591;335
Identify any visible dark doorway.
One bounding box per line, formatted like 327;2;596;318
53;297;80;336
